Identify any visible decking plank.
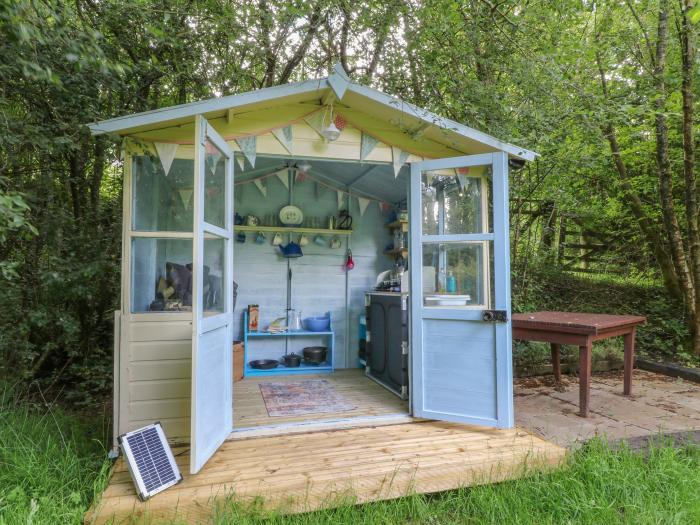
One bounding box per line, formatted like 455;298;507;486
87;421;565;524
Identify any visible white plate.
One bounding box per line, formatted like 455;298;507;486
279;205;304;225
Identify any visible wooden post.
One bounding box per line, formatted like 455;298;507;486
578;340;592;417
550;343;561;382
624;327;636;395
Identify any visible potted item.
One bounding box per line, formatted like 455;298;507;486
281;353;302;367
302;346;328;364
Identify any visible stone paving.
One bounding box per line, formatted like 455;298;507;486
515;369;700;448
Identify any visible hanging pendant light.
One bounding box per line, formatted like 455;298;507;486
345;249;355;270
322;103;341;142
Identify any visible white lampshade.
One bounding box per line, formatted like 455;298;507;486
322;121;341;142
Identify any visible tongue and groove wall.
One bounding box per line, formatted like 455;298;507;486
232;172;393;368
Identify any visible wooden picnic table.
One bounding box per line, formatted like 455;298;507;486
512;311;647;417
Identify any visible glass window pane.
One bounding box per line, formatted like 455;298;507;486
421;242;490;307
203;235;225;314
421;167;490;235
131;237;193;313
132;155;194;232
204;140;226;228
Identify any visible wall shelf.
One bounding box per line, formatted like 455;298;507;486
385;220;408;232
385;247;408;257
235;225;352;235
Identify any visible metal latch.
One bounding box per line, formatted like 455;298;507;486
482;310;508;323
401;341;409;355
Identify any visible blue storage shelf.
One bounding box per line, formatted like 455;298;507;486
243;310;334;377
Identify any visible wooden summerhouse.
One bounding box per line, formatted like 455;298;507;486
86;65;563;523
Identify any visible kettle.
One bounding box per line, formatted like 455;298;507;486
279;242;303;258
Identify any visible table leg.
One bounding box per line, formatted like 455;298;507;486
624;327;636;395
550;343;562;382
579;340;592;418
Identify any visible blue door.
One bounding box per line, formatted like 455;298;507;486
409;153;513;428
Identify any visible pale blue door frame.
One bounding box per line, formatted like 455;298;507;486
409;152;514;428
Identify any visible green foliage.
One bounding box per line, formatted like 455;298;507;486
0;384;110;525
512;263;695;367
212;439;700;524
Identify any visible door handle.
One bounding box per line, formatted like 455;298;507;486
482;310;508;323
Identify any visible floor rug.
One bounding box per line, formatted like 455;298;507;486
259;379;356;417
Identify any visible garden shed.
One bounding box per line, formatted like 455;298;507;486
89;64;538;480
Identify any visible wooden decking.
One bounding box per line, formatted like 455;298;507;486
87;421;566;524
233;369;408;429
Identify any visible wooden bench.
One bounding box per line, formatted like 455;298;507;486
512;311;646;417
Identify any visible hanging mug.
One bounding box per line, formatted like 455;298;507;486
236;232;246;243
299;233;309;246
255;231;266;244
313;234;325;246
272;232;283;246
330;236;341;249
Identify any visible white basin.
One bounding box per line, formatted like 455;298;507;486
424;294;471;307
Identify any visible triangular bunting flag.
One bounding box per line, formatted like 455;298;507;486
235;136;257;168
154;142;178;176
205;141;222;175
178;189;193;210
456;172;469;190
271;126;294;154
275;169;289;189
358;197;370;216
391;146;409;178
337;190;344;209
304;111;326;138
360;133;379;161
253;178;267;197
236;155;245;171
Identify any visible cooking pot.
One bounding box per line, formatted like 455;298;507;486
302;346;327;364
281;353;302;367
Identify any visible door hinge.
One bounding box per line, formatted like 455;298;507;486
366;330;371;342
401;295;408;311
482;310;508;323
401;341;409;355
401;385;408;397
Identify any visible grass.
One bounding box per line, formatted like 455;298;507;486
1;388;699;525
0;384;111;525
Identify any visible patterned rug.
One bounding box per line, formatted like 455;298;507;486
259;379;356;417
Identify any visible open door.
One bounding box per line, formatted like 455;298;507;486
190;115;234;473
409;152;513;428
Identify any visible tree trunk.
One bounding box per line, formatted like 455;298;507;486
679;0;700;354
653;1;695;319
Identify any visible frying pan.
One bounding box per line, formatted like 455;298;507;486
249;359;279;370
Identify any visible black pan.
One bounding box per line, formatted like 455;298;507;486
302;346;327;364
249;359;279;370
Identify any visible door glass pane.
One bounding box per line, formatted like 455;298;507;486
421;242;490;307
421;166;490;235
132;155;194;232
203;234;225;314
131;237;193;312
204;140;226;228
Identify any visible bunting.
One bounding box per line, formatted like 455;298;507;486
275;169;289;189
304;111;326;138
271;125;294;154
154;142;178;176
236;155;245;172
358;197;370;216
235;136;257;168
360;132;379;161
205;141;222;175
337;190;344;209
391;146;409;178
253;178;267;197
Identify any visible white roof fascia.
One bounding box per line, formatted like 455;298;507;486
346;83;537;161
87;77;329;135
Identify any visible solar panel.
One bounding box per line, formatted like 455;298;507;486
118;422;182;501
